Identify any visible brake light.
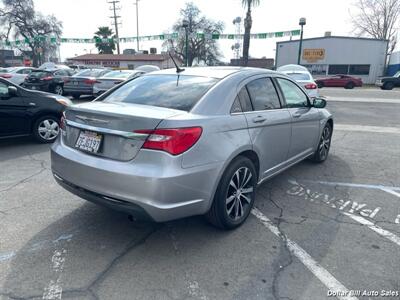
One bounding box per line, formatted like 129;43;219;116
304;83;317;89
0;74;12;78
135;127;202;155
42;76;53;81
84;79;98;85
60;113;66;130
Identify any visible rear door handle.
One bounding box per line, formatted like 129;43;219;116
252;116;267;123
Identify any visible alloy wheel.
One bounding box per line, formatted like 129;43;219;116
38;119;59;141
226;167;254;221
318;126;331;160
55;86;63;95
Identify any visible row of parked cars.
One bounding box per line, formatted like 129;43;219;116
0;64;160;98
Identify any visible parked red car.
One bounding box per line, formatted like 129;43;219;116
315;75;363;89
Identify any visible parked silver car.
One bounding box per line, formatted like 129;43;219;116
64;69;111;99
0;67;36;85
93;70;145;96
51;67;333;229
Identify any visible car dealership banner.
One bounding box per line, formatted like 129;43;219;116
0;30;301;47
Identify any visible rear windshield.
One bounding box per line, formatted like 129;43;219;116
29;71;52;77
104;71;137;79
74;69;106;77
103;75;219;111
285;73;311;81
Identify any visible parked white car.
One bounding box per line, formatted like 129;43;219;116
0;67;36;85
93;70;145;96
277;64;319;98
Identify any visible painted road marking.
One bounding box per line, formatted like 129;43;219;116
326;97;400;104
287;181;400;247
251;208;358;300
300;180;400;192
335;124;400;134
42;249;67;300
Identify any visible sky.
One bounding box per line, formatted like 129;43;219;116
32;0;396;62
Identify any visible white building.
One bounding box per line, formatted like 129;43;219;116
275;36;388;84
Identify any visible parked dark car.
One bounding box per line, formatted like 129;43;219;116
315;75;363;89
375;71;400;90
22;68;74;95
64;69;111;99
0;78;72;143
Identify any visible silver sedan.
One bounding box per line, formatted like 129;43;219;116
51;67;333;229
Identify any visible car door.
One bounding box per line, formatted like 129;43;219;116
275;77;320;160
0;81;30;137
239;77;292;178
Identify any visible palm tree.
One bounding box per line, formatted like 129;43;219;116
94;26;116;54
242;0;260;66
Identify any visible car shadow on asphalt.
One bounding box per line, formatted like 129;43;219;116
0;137;52;162
1;154;355;299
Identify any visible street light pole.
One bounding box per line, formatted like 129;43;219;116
182;20;189;67
134;0;140;52
297;17;306;65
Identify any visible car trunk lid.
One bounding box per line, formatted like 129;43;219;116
63;101;184;161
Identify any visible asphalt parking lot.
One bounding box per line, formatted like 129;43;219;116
1;87;399;300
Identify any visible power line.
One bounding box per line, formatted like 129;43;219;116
108;0;121;54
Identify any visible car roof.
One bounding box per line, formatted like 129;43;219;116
148;66;278;79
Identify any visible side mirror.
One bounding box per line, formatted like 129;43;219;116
8;86;18;97
313;97;327;108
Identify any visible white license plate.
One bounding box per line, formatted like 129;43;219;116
75;131;102;153
73;81;79;85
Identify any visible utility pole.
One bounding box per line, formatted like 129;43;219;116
134;0;140;52
108;0;121;54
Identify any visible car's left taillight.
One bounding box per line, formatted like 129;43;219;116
0;74;12;79
134;127;202;155
304;83;317;89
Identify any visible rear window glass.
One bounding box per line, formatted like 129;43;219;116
105;71;138;79
103;75;219;111
30;71;52;77
285;73;311;81
74;69;105;77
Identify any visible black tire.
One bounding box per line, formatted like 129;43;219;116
53;85;64;95
32;115;60;143
345;82;354;89
317;82;324;88
71;93;81;99
206;156;257;230
382;82;394;90
310;123;332;163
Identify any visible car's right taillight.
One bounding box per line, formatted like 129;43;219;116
134;127;203;155
304;83;317;89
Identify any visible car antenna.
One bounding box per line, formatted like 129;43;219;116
169;52;185;73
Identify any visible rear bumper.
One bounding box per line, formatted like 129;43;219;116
64;85;93;95
51;138;223;222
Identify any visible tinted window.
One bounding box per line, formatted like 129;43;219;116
285;73;311;81
230;97;242;113
349;65;370;75
328;65;349;75
277;78;309;108
74;69;105;77
238;87;253;112
0;82;8;97
103;75;218;112
246;78;281;110
55;70;68;76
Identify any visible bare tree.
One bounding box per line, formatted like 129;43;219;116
351;0;400;54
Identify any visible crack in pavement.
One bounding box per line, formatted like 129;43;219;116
0;225;160;300
257;188;294;300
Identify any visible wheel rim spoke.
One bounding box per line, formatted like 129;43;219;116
226;195;235;205
241;187;253;194
240;193;252;204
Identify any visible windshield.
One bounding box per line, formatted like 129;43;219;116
103;74;219;111
103;71;138;79
285;72;311;81
74;69;106;77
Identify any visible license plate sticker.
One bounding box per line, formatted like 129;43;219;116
75;131;102;153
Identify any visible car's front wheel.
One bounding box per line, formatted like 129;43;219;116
33;116;60;143
317;82;324;88
382;82;394;90
345;82;354;89
310;123;332;163
206;156;257;229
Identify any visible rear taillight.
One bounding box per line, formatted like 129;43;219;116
0;74;12;78
134;127;202;155
60;113;66;130
304;83;317;89
42;76;53;81
84;79;97;85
